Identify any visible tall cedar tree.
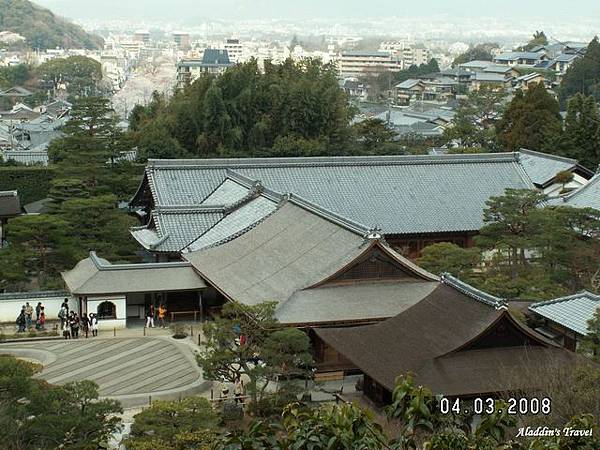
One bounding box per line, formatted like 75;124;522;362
561;93;600;168
496;83;562;152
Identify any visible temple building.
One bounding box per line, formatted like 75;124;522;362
63;176;440;328
129;151;593;260
315;275;581;403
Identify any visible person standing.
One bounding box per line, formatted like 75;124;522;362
62;318;71;339
24;302;33;329
58;305;68;330
158;304;167;329
61;298;69;314
39;307;46;331
35;302;42;323
89;313;98;337
70;312;80;339
234;376;244;404
16;307;26;333
81;313;89;338
146;304;155;328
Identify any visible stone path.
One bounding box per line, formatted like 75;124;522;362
0;336;209;407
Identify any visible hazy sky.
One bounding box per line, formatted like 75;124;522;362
33;0;600;22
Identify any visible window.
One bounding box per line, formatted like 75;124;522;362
97;301;116;320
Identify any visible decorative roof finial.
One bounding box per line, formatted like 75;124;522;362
366;226;382;240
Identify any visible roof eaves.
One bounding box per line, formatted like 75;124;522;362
441;273;507;309
528;290;600;309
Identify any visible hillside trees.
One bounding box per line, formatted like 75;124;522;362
443;86;506;148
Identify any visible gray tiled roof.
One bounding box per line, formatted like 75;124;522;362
276;281;438;324
186;196;278;252
518;148;580;187
184;199;438;323
529;291;600;336
137;153;535;235
132;208;223;252
562;174;600;210
184;201;369;308
62;252;206;295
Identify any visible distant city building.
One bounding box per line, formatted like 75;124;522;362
224;38;243;63
173;32;191;51
176;49;233;88
493;51;547;67
133;30;151;45
379;41;432;67
338;50;403;79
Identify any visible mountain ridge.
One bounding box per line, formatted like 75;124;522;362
0;0;103;50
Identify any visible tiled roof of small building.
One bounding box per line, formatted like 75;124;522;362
529;291;600;336
561;173;600;210
517;148;589;187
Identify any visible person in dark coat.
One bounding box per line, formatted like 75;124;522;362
16;307;26;332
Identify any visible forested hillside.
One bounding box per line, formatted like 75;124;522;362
0;0;103;49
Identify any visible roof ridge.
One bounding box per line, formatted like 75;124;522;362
89;251;192;271
529;290;600;308
563;172;600;202
518;148;579;165
441;273;507;309
146;153;519;169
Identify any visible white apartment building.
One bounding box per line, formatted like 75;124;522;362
224;38;243;63
338;51;403;78
379;41;432;67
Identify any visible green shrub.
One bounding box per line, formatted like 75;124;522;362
0;166;55;204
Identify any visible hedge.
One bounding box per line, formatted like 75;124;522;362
0;166;55;205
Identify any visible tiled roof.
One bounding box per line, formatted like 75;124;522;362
494;52;542;61
1;150;49;166
517;148;582;187
561;173;600;210
135;153;535;235
395;79;422;89
132;208;223;252
62;251;206;295
276;280;438;324
529;291;600;336
184;198;438;323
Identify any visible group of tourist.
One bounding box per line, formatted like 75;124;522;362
15;302;46;332
58;299;98;339
145;303;168;328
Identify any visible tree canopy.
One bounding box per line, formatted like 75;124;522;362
0;355;122;450
559;36;600;106
131;58;355;160
496;83;562;152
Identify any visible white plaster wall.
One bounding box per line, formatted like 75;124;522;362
87;296;127;330
0;293;77;323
